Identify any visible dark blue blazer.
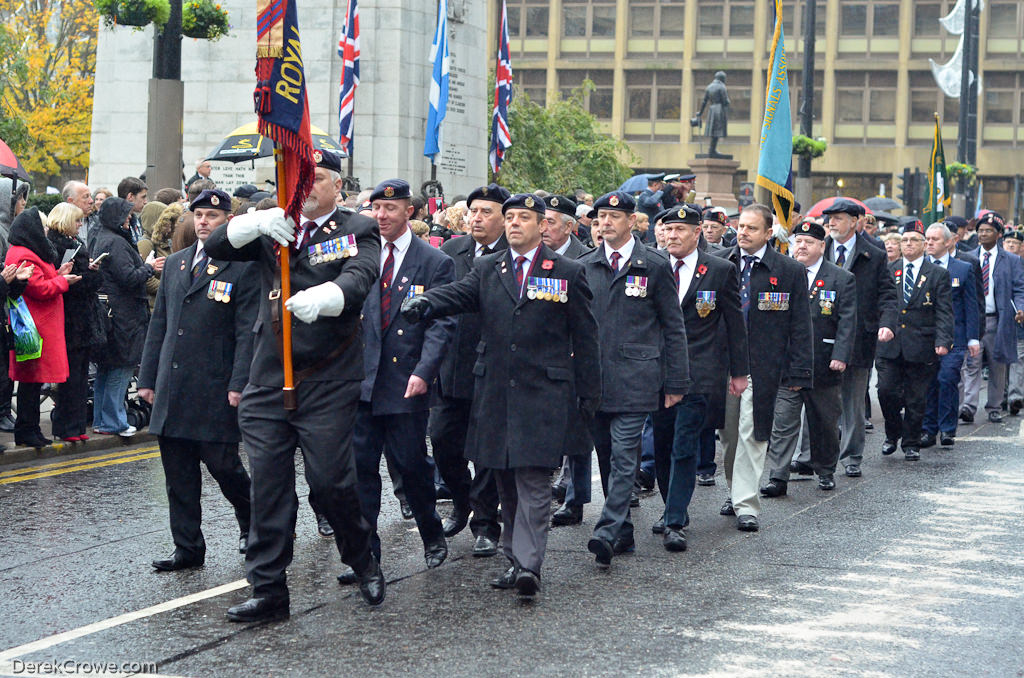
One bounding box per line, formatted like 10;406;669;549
360;233;456;414
972;246;1024;363
936;256;979;350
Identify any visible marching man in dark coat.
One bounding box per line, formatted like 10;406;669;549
139;189;258;572
205;151;385;621
578;191;689;567
402;193;601;599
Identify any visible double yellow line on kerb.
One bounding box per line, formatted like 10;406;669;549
0;446;160;485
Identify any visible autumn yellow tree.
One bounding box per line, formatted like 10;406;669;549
0;0;98;185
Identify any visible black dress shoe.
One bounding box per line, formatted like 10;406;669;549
337;566;357;585
629;491;640;508
940;433;955;446
789;460;814;476
490;564;518;589
514;570;540;598
663;527;687;552
759;479;787;497
0;414;14;432
844;464;862;478
881;439;898;455
818;474;836;491
612;535;635;555
587;537;614;567
226;596;289;623
988;411;1004;423
472;534;498;557
15;434;51;449
1011;400;1023;416
315;512;334;538
400;501;414;520
696;473;716;486
736;515;759;532
960;408;974;424
152;553;204;572
239;534;248;554
720;497;735;516
357;559;386;606
551;503;582;527
424;539;448;569
904;448;921;461
442;509;469;537
435;483;454;501
635;468;655;492
651;516;665;534
551;484;566;504
919;433;937;449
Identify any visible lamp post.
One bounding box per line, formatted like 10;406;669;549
146;0;184;192
956;0;979;214
795;0;817;209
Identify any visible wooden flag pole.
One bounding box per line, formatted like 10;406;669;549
275;145;297;410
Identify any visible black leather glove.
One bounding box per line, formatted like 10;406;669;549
578;397;599;418
401;296;431;323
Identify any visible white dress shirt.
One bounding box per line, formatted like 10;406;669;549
902;255;925;291
510;245;540;295
297;210;335;247
833;233;856;267
381;225;413;276
981;246;997;314
669;249;700;302
190;238;206;270
603;236;636;270
805;256;823;289
554;238;572;256
475;236;503;257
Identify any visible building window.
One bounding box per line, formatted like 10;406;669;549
697;1;723;36
835;71;897;124
790;69;825;122
562;0;617;38
984;72;1017;124
558;69;614;119
989;2;1020;39
729;2;755;36
517;70;547;107
697;0;754;37
841;4;867;35
914;3;943;35
872;3;900;36
629;1;686;38
506;0;549;38
908;71;959;125
840;2;900;37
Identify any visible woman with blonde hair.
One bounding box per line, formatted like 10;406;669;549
138;202;181;309
47;203;104;441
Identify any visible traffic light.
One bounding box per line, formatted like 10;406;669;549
913;170;929;216
897;168;914;212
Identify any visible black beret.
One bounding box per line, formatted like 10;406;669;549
943;215;968;230
822;198;864;217
312;148;343;173
502;193;546;216
1004;231;1024;242
543;194;578;218
467;183;511;208
233;184;259;199
661;204;702;226
190;188;232;212
793;220;827;240
701;206;729;225
593;190;636;213
369;178;411;202
977;211;1005;230
899;216;925;234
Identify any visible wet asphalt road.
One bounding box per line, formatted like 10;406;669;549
1;414;1023;678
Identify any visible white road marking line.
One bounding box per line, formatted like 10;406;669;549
0;579;248;662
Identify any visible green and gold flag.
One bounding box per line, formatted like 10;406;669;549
923;113;950;226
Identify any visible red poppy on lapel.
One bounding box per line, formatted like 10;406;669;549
697;264;707;276
769;276;778;286
815;279;824;287
541;259;553;270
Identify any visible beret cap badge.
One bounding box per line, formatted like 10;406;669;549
525;196;535;208
384;186;395;198
210;195;220;206
312;150;323;163
609;195;620;207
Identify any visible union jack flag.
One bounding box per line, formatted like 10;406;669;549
489;0;513;174
337;0;360;155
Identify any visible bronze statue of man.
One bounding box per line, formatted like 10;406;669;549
692;71;731;158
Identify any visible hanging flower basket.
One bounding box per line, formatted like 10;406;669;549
948;162;979;188
792;134;828;160
182;0;231;40
95;0;171;29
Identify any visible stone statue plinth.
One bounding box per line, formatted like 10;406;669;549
689;156;741;213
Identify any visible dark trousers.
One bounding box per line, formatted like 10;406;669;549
239;381;374;599
428;395;501;539
563;450;592;506
876;357;939;449
767;384;842;480
157;435;251;560
14;381;42;440
590;411;647;543
923;348;967;436
0;366;14;418
696;426;717;476
354;404;443;561
52;345;91;438
494;466;552;576
653;394;706;529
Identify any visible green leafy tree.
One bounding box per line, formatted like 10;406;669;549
0;24;31;151
493;81;636;196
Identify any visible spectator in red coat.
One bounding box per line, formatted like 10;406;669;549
5;207;82;448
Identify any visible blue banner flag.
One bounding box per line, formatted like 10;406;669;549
424;0;449;161
756;0;795;232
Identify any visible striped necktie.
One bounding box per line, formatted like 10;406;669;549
740;255;755;321
982;251;991;296
515;255;527;297
903;262;915;304
192;250;207;280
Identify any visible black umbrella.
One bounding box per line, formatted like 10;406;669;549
864;197;901;212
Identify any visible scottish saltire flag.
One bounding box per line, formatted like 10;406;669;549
489;0;513;174
756;0;795;233
337;0;360;155
923;113;950;225
424;0;449;161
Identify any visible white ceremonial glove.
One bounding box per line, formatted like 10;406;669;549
226;207;296;247
285;281;346;324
